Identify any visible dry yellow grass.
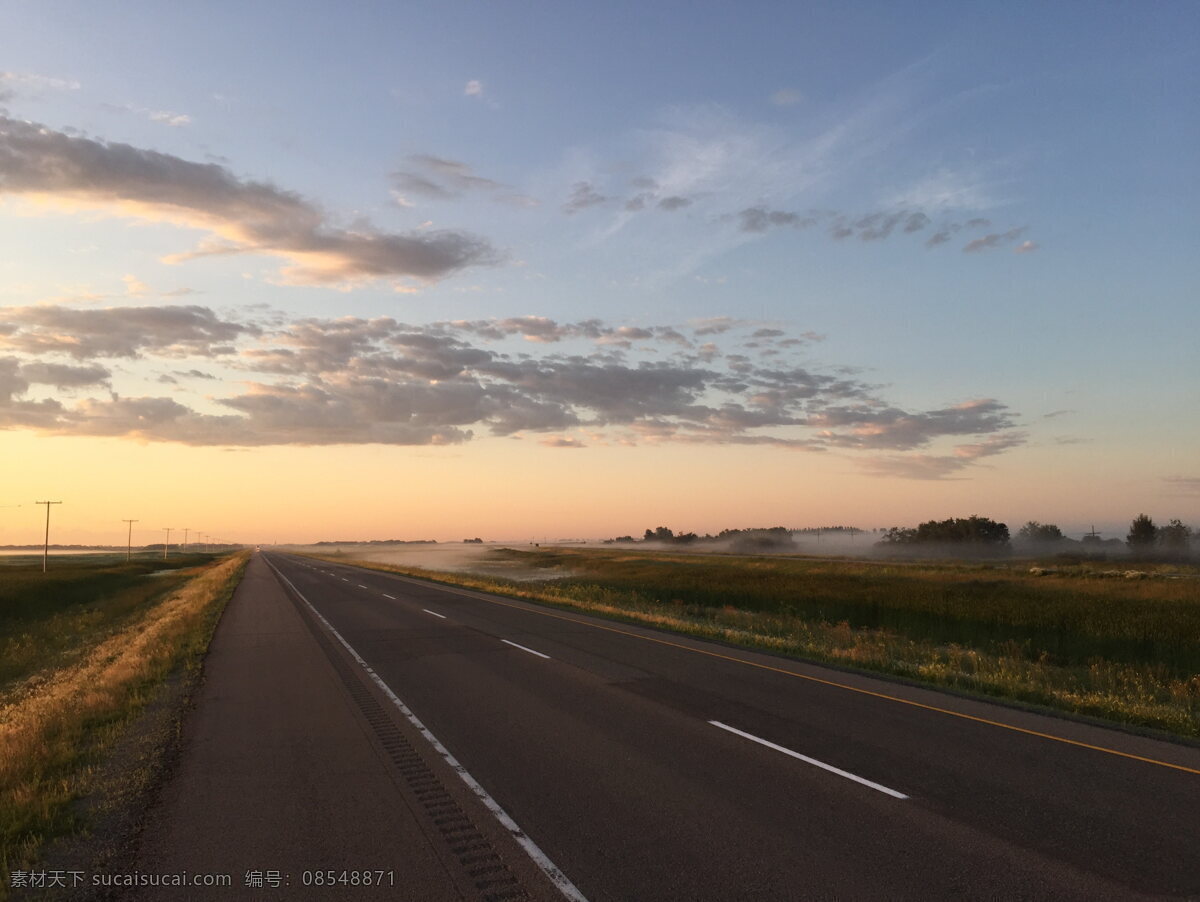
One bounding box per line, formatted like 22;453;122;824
0;552;249;880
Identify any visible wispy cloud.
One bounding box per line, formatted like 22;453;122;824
540;436;586;448
1164;476;1200;497
769;89;804;107
0;71;80;102
390;154;536;207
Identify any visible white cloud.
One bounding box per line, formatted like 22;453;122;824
0;71;81;100
464;79;484;98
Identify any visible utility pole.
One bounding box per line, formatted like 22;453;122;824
163;527;172;561
35;501;62;573
182;527;190;551
122;519;139;562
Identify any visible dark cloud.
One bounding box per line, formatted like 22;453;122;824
657;196;692;211
563;181;607;214
807;399;1016;451
0;305;254;359
19;361;110;388
963;227;1026;253
738;207;803;233
732;203;1029;256
0;116;497;285
0;306;1025;474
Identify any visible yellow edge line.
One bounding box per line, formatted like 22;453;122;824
328;557;1200;777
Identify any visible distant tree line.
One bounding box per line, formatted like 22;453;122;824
603;514;1197;561
1125;514;1194;559
313;539;438;546
605;526;797;551
876;516;1011;550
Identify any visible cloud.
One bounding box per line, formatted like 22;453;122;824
563;181;607;214
1164;476;1200;497
1014;240;1039;254
887;168;1002;211
18;360;111;389
0;72;80;102
859;433;1027;480
540;436;586;448
737;207;803;233
769;89;804;107
733;204;1024;253
390;171;453;200
808;399;1017;451
657;196;692;211
0;116;497;287
390;154;533;207
464;80;484;98
0;305;255;359
963;227;1026;253
148;110;191;127
0;306;1025;474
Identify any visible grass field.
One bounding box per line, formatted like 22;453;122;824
317;546;1200;739
0;552;249;886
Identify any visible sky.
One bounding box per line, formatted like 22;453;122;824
1;0;1197;545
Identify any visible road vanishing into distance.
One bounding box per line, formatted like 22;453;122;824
135;553;1200;900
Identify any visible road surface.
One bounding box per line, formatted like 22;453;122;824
136;552;1200;900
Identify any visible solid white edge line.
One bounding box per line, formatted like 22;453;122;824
502;639;551;660
423;608;447;619
265;557;588;902
358;584;368;588
709;720;908;800
382;593;397;600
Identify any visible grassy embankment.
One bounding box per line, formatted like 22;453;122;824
312;547;1200;739
0;552;249;883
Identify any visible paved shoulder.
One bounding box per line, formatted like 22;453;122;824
135;554;560;901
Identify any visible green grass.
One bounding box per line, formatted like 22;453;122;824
0;554;217;694
496;549;1200;673
0;553;249;890
314;547;1200;739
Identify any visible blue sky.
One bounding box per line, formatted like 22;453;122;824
1;1;1196;541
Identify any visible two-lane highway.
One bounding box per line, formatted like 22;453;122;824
258;552;1200;900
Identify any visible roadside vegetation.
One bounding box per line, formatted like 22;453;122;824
313;546;1200;739
0;552;249;887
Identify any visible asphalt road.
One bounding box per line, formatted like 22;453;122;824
142;552;1200;900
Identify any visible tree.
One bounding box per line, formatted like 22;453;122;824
1158;519;1193;552
1018;521;1064;543
644;526;675;542
1126;514;1158;550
